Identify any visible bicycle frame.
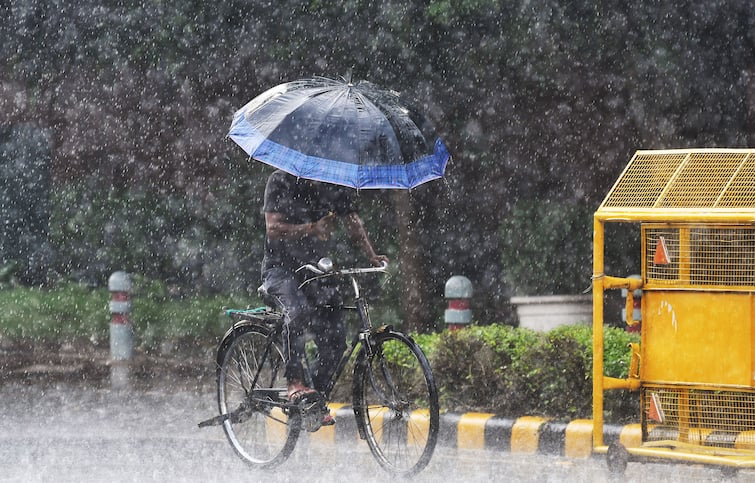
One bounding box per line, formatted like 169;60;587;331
235;259;389;409
290;260;388;402
318;292;375;400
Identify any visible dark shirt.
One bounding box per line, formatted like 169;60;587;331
262;170;357;272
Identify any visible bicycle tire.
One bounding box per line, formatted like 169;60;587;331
216;322;300;468
352;330;440;476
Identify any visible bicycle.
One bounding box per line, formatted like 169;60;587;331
199;257;440;477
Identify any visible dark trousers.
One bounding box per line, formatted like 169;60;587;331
262;267;346;392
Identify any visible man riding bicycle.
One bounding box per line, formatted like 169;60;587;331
261;170;388;424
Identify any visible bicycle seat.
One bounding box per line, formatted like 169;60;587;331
257;285;282;310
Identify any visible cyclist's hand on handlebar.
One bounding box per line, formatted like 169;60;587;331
370;254;389;267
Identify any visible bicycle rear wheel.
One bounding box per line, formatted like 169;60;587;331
352;330;439;477
217;323;300;468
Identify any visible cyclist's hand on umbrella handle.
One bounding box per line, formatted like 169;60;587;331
311;213;337;241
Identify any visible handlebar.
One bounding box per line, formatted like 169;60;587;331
337;261;389;274
296;257;389;277
295;257;389;289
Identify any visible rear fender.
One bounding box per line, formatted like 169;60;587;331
215;320;273;368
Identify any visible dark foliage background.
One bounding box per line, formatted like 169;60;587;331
1;0;753;330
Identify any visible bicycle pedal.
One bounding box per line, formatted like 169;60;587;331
302;409;334;432
296;397;331;432
301;409;322;432
198;414;227;428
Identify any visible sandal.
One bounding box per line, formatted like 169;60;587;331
287;382;335;427
287;381;319;403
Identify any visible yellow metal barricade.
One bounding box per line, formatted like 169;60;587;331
592;148;755;473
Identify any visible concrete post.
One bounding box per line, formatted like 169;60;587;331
108;271;133;360
445;275;473;330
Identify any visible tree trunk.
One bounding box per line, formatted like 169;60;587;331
391;190;432;334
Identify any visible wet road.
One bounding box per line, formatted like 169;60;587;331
0;376;752;482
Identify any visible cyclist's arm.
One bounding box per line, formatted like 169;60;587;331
265;212;335;241
342;212;389;266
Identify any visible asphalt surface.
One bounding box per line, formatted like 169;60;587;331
0;377;743;482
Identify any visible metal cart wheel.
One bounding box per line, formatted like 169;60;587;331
606;441;630;475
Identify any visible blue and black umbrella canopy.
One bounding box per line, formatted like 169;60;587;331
228;77;450;189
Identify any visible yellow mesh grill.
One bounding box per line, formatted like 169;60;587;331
643;385;755;450
644;224;755;288
644;227;681;284
600;149;755;210
718;155;755;207
602;152;687;208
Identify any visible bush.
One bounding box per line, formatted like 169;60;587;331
128;277;254;350
0;282;108;341
431;324;539;414
430;323;640;421
516;325;593;418
0;279;254;349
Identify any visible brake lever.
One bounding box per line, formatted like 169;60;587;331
295;264;324;275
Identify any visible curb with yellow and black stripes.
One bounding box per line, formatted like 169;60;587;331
313;405;640;458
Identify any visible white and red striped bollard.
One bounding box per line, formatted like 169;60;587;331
108;271;133;360
445;275;473;331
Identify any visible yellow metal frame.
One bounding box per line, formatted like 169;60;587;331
592;148;755;467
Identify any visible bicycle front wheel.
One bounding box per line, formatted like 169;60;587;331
217;323;300;468
352;330;440;477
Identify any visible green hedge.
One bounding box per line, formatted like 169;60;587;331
0;283;108;340
0;284;639;421
429;324;639;422
126;277;253;349
0;281;253;349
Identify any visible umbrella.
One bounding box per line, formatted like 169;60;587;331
227;77;450;189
